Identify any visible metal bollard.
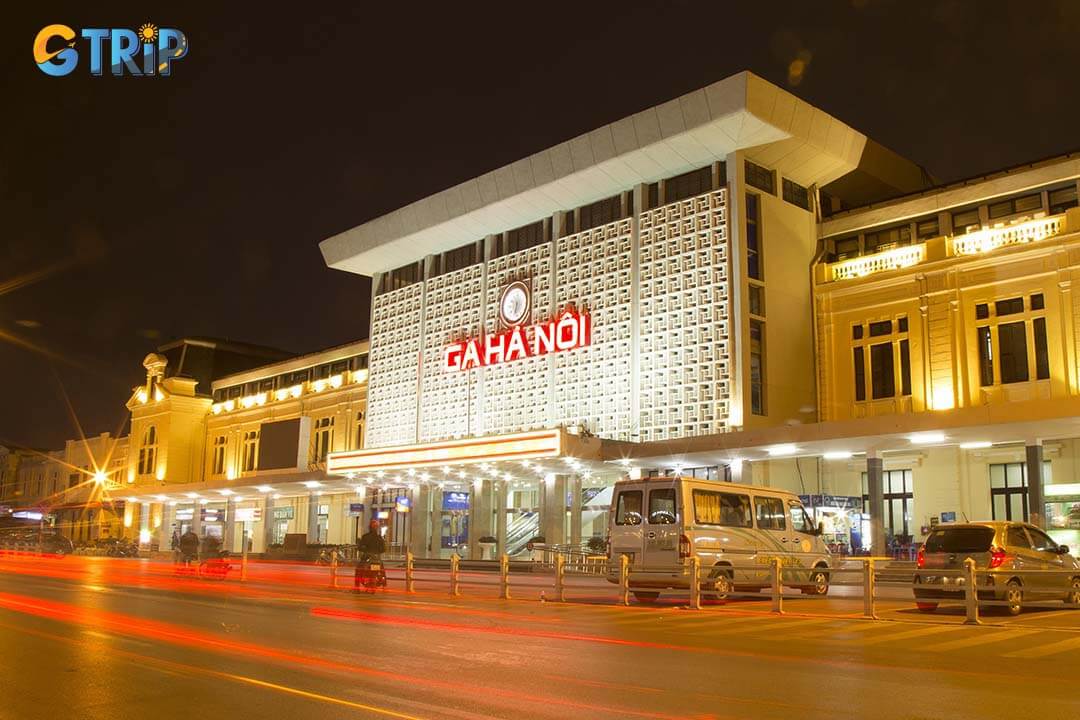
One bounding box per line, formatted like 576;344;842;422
554;554;565;602
771;556;784;614
450;553;461;596
863;558;877;619
405;551;415;593
619;554;630;606
240;530;248;582
329;553;338;589
963;557;981;625
499;553;511;600
689;555;702;610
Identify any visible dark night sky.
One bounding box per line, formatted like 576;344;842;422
2;1;1079;449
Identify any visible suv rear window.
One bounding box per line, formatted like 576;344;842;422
924;527;994;553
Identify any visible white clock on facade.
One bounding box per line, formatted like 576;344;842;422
499;281;531;327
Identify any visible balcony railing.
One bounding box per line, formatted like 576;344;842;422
831;244;925;281
952;214;1064;256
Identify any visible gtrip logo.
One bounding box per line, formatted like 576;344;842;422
33;23;188;77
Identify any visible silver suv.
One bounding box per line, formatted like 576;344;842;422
913;521;1080;615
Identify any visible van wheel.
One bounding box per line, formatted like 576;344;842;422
633;591;660;604
705;569;733;601
1005;580;1023;616
802;568;830;595
1065;577;1080;607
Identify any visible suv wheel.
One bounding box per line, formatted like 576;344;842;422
1005;580;1024;616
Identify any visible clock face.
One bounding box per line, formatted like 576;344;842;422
499;281;531;326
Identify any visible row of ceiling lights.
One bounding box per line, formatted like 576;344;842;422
763;433;997;460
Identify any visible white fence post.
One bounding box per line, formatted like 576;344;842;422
499;553;511;600
405;551;415;593
771;556;784;614
329;553;338;589
619;554;630;606
450;553;461;597
689;556;701;610
863;558;876;619
554;554;566;602
963;557;981;625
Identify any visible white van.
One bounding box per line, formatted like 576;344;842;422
606;476;832;603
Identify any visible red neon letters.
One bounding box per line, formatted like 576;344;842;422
443;309;591;371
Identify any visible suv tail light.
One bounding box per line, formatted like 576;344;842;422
678;534;691;559
916;545;926;568
989;546;1010;569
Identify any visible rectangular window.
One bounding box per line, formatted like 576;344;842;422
852;325;864;340
870;343;895;399
864;225;912;254
861;469;914;541
900;339;911;396
242;430;259;472
693;490;752;527
381;262;421;293
989;462;1028;522
647;488;677;524
614;491;643;525
1033;317;1049;380
854;346;866;402
989;192;1042;219
978;326;994;386
499;220;549;257
212;436;226;476
433;242;478;276
314;416;335;462
976;303;990;320
833;236;860;261
915;216;940;239
782;178;810;210
664;166;713;204
952;208;981;234
753;496;786;530
1049;185;1079;214
750;319;766;415
898;316;908;333
745;193;762;281
647;182;659;210
998;321;1029;384
748;283;765;317
869;320;893;337
995;297;1024;316
1031;293;1045;311
745;160;775;194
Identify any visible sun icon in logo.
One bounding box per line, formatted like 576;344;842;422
138;23;158;44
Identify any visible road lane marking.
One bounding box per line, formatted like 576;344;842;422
857;624;965;646
1003;634;1080;658
924;628;1042;652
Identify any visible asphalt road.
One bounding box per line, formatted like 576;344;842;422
1;555;1079;720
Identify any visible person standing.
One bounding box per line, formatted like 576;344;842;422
179;527;199;566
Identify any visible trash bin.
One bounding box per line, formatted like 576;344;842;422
478;536;497;561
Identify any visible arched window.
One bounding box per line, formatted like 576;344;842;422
138;426;157;476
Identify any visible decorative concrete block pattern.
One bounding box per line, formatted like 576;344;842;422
366;283;423;447
481;244;554;435
637;189;731;440
419;264;485;443
554;218;634;439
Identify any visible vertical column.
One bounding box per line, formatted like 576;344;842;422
157;503;173;553
191;502;203;535
428;486;443;559
138;503;149;543
262;495;274;553
467;479;493;560
1026;442;1046;529
224;497;237;553
542;474;567;545
409;484;430;557
306;492;320;543
496;480;508;557
866;453;886;555
569;475;582;546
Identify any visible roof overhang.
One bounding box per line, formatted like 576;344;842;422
321;71;870;276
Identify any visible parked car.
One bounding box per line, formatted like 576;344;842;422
606;477;832;603
0;528;73;556
913;521;1080;615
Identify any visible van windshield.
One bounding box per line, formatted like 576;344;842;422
924;527;994;553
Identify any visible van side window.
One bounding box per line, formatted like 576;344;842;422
754;496;786;530
788;502;813;533
648;488;677;524
693;490;751;527
615;491;643;526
